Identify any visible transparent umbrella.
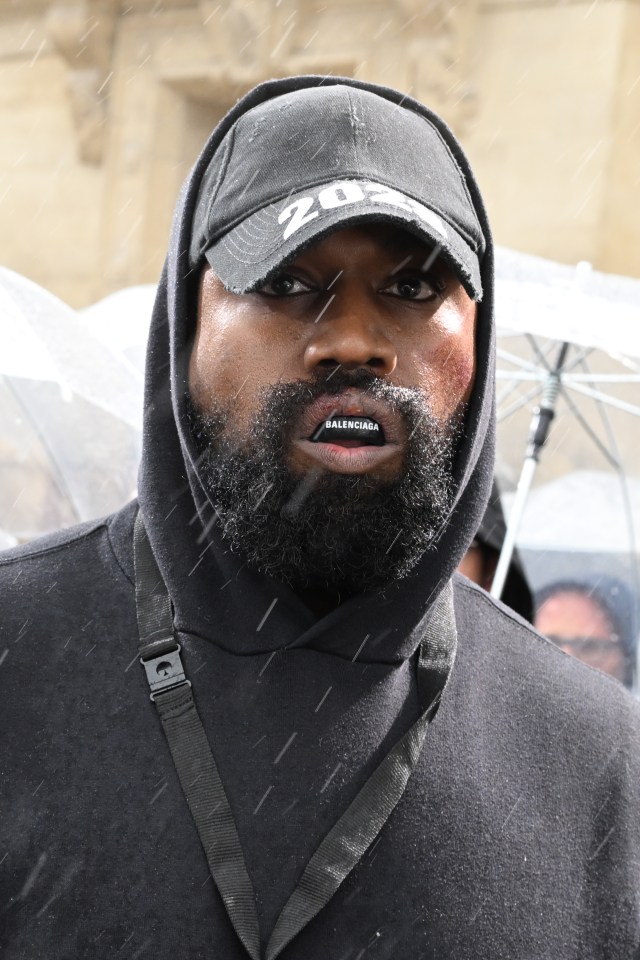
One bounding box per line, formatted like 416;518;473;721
79;284;155;375
0;268;144;541
491;246;640;691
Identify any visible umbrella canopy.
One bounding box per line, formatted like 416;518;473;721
495;247;640;361
505;470;640;554
492;247;640;690
494;249;640;499
0;268;143;540
0;266;144;429
79;284;155;379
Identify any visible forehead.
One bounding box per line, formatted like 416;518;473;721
539;591;613;635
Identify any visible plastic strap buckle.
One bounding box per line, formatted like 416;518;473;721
140;642;191;702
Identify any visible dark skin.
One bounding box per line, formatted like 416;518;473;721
189;223;478;615
458;542;498;592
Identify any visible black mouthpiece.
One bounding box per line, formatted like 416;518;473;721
311;415;386;445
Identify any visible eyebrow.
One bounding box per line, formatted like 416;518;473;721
390;254;413;275
381;236;442;268
380;234;431;255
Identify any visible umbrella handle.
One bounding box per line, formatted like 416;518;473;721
491;342;570;601
490;457;537;600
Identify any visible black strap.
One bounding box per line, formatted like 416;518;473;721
134;509;457;960
134;512;262;960
265;587;454;960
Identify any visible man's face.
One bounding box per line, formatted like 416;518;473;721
188;222;477;594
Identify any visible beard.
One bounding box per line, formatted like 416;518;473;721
187;369;462;596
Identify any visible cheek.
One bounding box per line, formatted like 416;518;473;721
188;280;256;420
411;304;476;421
189;277;306;428
432;339;475;407
189;317;246;414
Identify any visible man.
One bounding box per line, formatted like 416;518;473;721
1;76;639;959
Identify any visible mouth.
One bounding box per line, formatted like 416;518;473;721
291;390;404;475
310;414;386;447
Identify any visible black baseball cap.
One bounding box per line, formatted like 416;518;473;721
189;83;485;300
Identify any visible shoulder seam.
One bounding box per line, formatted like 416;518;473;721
0;520;107;568
105;514;135;586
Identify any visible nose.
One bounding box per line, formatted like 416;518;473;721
303;292;397;375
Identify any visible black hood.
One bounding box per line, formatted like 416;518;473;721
137;75;496;664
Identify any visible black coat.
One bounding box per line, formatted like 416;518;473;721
1;505;639;958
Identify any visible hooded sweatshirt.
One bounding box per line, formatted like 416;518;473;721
1;76;639;960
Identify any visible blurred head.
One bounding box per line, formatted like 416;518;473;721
535;582;632;686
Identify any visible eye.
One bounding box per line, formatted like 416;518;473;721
259;272;314;297
380;273;443;301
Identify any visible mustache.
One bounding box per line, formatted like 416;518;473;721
187;368;442;473
270;367;427;407
254;368;431;446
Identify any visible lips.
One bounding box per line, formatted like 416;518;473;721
298;389;404;446
291;389;405;475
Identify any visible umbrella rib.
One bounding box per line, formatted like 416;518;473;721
495;343;595;400
560;380;640;417
575;356;640;687
497;383;543;423
563;346;594;374
496;378;537;409
557;386;620;470
525;333;554;372
576;354;636;509
496;336;556;408
496;347;549;374
576;356;626;458
496;371;544;382
495;342;609;423
531;339;593;375
559;373;640;384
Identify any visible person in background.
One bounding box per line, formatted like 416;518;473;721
458;479;534;623
535;577;636;689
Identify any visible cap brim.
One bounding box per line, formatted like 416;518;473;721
204;188;482;301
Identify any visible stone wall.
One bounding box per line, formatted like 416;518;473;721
0;0;638;307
